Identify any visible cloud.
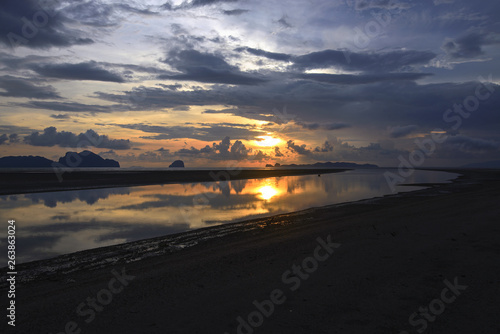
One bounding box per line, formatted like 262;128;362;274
116;123;263;141
160;49;267;85
446;135;500;152
296;121;351;131
50;114;71;119
0;0;93;49
287;140;311;155
274;146;284;157
222;9;249;15
353;0;412;10
388;125;418;138
442;31;500;60
293;49;436;73
175;136;268;161
15;101;121;113
0;134;8;145
163;0;238;10
9;134;20;143
31;61;125;82
277;15;293;28
0;133;21;145
0;75;61;99
236;47;292;61
314;141;334;153
24;127;131;150
297;72;432;84
433;0;455;4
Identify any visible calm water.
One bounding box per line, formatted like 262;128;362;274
0;169;457;264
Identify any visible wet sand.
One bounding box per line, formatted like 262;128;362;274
0;168;349;195
1;169;500;333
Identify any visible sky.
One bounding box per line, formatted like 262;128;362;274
0;0;499;168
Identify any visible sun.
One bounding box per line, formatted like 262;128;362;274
255;135;281;147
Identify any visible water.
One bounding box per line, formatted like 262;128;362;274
0;169;457;264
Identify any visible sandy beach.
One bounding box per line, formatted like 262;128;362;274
1;169;500;333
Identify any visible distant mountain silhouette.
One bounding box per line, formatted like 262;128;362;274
277;161;379;168
58;151;120;168
0;156;54;168
0;151;119;168
169;160;185;168
461;160;500;169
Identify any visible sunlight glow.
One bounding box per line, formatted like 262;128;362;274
258;185;279;200
255;135;282;147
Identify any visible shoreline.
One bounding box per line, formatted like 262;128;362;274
0;168;350;196
0;168;485;285
2;169;499;333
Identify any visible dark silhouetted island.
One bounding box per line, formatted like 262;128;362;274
0;151;119;168
275;161;378;168
169;160;185;168
0;155;54;168
58;151;119;168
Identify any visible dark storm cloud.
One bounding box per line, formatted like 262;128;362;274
442;31;500;60
9;134;20;143
160;49;267;85
95;86;229;110
50;114;70;119
388;125;418;138
62;2;159;28
116;123;264;141
446;135;500;152
0;134;8;145
0;75;61;99
189;0;238;7
15;101;121;113
296;121;351;131
0;133;20;145
94;76;500;139
297;72;432;85
0;125;38;134
274;146;284;157
286;140;311;155
222;9;249;16
236;47;292;61
0;0;93;49
24;127;131;150
353;0;412;10
162;0;238;10
293;49;436;73
236;47;436;73
31;61;125;83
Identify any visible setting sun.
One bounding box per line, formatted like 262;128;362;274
255;135;282;147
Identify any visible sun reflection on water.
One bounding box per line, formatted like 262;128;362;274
258;185;279;200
